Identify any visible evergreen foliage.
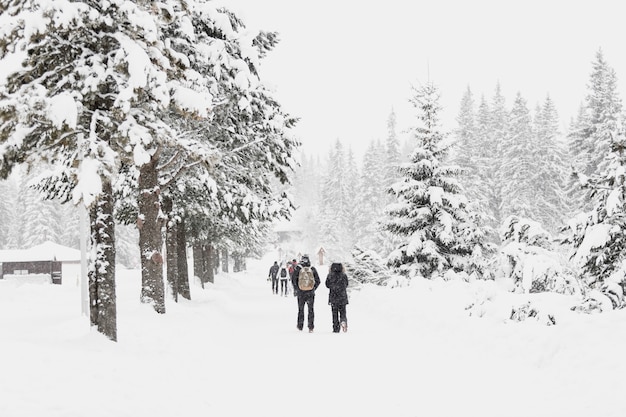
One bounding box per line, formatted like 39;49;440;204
532;95;569;232
384;82;484;279
501;92;535;219
568;49;623;214
567;127;626;308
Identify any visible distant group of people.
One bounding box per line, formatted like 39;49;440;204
268;260;295;297
268;254;349;333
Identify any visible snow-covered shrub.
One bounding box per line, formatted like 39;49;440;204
345;246;404;288
566;213;626;310
509;301;556;326
496;216;580;295
570;289;615;313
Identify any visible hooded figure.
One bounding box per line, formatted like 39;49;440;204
325;262;349;332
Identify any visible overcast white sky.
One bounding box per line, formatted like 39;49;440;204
222;0;626;158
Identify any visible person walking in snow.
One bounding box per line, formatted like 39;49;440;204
325;262;349;333
292;254;320;332
268;261;280;294
289;259;298;297
279;262;290;296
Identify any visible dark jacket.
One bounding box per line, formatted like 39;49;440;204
269;263;279;279
292;264;320;295
325;263;349;306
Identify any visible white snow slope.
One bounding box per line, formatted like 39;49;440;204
1;255;625;417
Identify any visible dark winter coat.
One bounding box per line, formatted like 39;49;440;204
325;262;349;306
269;263;279;279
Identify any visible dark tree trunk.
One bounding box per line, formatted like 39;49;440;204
163;195;178;302
192;241;205;288
138;154;165;313
213;246;220;275
205;244;214;283
88;179;117;342
221;248;229;273
233;253;245;272
176;217;191;300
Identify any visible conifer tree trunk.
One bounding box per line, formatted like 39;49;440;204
88;179;117;342
233;253;245;272
163;195;178;302
192;241;204;287
222;248;229;273
138;154;165;313
176;217;191;300
213;247;220;275
205;244;215;283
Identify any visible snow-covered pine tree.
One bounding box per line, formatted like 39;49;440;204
383;82;479;279
354;140;386;251
453;86;477;176
584;49;623;178
566;50;623;218
384;108;401;195
501;92;535;219
566;104;592;214
318;139;351;258
343;146;360;251
532;95;568;232
568;126;626;309
486;83;509;229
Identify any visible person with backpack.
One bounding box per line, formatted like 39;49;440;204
289;259;298;297
291;254;320;332
325;262;349;333
268;261;280;294
279;262;290;296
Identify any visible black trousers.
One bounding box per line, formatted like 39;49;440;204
331;304;347;332
297;291;315;330
279;279;288;295
271;277;279;293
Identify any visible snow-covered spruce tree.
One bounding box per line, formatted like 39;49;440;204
584;49;623;177
473;95;498;235
485;83;509;229
383;82;486;279
453;86;477;177
318;139;355;258
354;140;387;252
565;104;591;215
453;88;496;238
532;95;569;233
384;108;401;196
567;127;626;309
567;49;623;215
500;92;535;220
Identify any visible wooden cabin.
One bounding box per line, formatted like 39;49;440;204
0;241;81;285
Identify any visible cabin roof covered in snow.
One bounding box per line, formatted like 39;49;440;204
0;241;81;263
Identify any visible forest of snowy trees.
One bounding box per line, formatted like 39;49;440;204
0;1;298;341
290;49;626;312
2;1;626;342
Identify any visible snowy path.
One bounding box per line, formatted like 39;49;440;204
1;257;625;417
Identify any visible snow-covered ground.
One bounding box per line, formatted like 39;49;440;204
1;255;625;417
